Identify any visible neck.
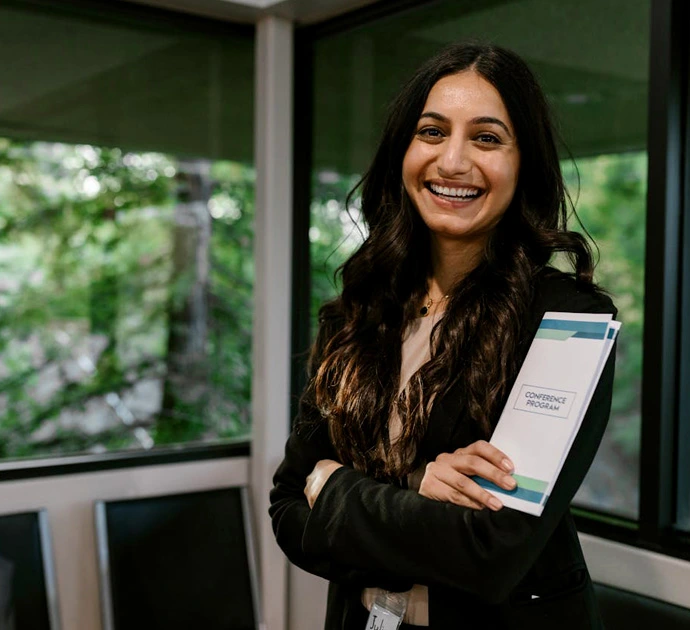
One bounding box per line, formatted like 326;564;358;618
428;234;485;296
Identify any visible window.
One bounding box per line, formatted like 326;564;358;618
0;2;254;461
307;0;650;519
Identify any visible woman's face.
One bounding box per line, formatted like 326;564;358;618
402;70;520;248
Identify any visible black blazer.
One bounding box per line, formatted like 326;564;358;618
270;269;617;629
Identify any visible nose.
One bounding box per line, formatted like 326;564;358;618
437;136;471;177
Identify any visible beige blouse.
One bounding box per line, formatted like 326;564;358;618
361;311;443;626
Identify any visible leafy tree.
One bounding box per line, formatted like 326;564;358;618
563;153;645;458
0;138;254;458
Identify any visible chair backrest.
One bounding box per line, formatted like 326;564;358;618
95;486;259;630
0;510;61;630
595;582;690;629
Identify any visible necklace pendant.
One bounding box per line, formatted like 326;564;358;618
419;305;430;317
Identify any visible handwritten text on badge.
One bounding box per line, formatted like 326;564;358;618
366;603;402;630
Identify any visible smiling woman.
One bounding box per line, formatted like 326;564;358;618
402;71;520;279
271;42;616;629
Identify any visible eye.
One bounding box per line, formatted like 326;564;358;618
475;133;501;144
417;126;445;140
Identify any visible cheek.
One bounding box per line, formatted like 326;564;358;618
488;157;520;200
402;143;431;191
401;150;417;190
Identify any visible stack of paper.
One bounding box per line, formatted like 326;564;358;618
474;312;621;516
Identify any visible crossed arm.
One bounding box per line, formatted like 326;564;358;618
269;350;615;604
270;284;617;602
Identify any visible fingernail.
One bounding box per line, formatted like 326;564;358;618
489;497;503;511
501;458;514;472
504;476;517;490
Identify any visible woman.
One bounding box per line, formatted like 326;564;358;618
270;42;616;629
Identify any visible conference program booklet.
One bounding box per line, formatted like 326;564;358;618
474;312;621;516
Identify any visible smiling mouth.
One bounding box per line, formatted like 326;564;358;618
426;182;484;201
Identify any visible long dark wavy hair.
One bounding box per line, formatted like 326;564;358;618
307;42;596;481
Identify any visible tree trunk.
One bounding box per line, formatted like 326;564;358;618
160;159;212;441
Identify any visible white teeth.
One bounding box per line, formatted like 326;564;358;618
429;183;481;198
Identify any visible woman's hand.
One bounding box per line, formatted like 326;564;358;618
304;459;343;508
419;440;516;511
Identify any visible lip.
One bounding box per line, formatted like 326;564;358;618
424;182;486;209
426;178;482;191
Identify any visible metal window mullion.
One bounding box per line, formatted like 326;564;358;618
676;2;690;531
94;502;115;630
639;0;685;539
38;510;62;630
290;31;315;426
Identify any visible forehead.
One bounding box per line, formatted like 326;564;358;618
423;71;512;125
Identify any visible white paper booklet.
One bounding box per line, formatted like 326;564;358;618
475;312;621;516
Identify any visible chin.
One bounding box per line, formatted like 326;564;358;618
425;218;477;238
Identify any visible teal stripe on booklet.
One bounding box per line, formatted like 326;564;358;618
535;329;574;341
511;474;549;493
536;318;609;341
472;476;545;505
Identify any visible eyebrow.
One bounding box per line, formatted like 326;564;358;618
418;111;513;137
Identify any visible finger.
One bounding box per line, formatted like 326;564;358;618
465;440;514;473
420;464;463;501
437;466;508;511
442;453;515;491
447;489;484;510
420;473;484;509
457;454;517;493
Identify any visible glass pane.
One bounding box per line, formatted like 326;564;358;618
0;4;254;461
310;172;365;326
563;154;646;519
0;5;254;160
310;0;649;518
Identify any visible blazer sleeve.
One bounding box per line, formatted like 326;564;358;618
269;317;413;591
295;286;617;604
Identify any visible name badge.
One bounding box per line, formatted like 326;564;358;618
366;603;402;630
365;592;407;630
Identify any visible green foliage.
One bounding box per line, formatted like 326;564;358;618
206;161;254;437
563;152;645;459
0;138;254;459
309;171;365;326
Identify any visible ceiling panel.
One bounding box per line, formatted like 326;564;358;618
118;0;380;24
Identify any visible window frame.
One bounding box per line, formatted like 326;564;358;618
291;0;690;561
676;0;690;533
0;442;250;482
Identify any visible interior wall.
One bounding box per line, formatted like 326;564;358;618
289;566;328;630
